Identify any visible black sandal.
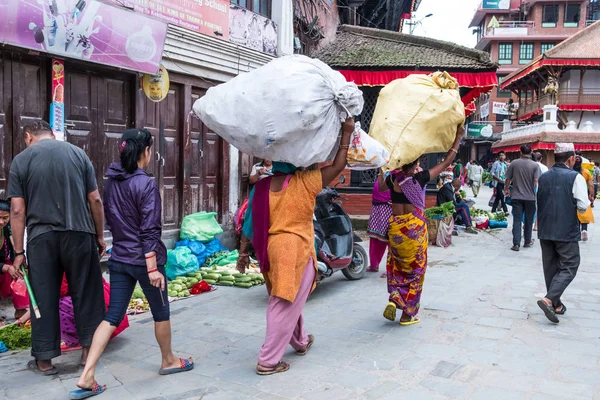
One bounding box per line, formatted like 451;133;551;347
537;300;559;323
555;304;567;315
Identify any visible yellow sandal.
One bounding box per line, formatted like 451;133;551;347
399;316;420;326
383;302;397;321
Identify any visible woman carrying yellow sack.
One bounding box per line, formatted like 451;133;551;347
574;156;595;241
376;126;465;326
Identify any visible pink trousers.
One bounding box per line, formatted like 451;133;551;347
369;239;387;271
258;258;315;368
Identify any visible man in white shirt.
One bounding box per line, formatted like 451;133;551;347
536;143;589;324
534;152;548;174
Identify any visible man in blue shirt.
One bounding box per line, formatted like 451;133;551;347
490;151;509;213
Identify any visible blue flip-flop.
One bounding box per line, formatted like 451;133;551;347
159;357;194;375
69;382;106;399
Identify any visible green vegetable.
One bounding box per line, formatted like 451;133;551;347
203;279;217;284
168;290;178;297
205;273;221;280
132;287;145;299
234;282;253;288
459;190;467;199
219;271;231;276
424;202;455;219
0;324;32;350
171;283;183;292
235;276;252;283
186;272;198;278
217;281;234;286
219;276;235;282
188;278;199;285
186;281;194;289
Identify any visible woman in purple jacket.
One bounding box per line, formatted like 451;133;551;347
72;129;193;399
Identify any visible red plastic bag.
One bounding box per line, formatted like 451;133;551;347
235;198;249;235
10;279;30;310
103;280;129;338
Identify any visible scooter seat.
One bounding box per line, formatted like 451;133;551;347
319;216;351;237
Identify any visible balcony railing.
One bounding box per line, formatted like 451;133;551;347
486;21;535;37
586;19;599;27
518;89;600;118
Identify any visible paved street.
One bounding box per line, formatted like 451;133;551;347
1;187;600;400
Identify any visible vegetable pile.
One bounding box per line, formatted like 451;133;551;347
459;190;467;199
128;297;150;312
0;324;32;350
201;264;265;288
424;202;456;219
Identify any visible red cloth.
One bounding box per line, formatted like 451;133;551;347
60;274;70;298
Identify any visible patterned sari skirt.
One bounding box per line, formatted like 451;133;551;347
368;203;393;242
386;209;428;317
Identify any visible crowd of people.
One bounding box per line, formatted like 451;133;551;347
0;115;594;397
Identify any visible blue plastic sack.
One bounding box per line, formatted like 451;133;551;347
489;220;508;229
175;239;206;257
204;238;227;255
166;247;199;281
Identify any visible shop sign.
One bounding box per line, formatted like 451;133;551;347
0;0;168;74
493;101;519;115
142;65;170;102
229;5;278;57
467;124;493;138
480;101;490;118
482;0;510;9
50;59;65;141
106;0;229;40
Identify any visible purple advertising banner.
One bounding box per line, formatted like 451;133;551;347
0;0;168;74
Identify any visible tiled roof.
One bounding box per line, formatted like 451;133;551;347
313;25;497;70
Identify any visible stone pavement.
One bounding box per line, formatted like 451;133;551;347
1;186;600;400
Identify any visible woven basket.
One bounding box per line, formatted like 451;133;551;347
426;216;442;243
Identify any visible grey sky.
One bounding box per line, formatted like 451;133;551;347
402;0;482;48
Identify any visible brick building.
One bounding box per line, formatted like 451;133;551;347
466;0;600;163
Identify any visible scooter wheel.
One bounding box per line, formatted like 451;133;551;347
342;244;367;280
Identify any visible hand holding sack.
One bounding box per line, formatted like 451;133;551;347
192;55;364;167
370;71;465;171
346;122;390;170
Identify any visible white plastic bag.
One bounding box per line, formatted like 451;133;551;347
346;122;389;170
192;55;364;167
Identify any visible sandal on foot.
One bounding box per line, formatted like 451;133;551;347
159;357;194;375
537;300;559;323
256;361;290;376
383;302;397;321
296;335;314;356
69;382;106;400
367;268;379;273
399;317;421;326
555;304;567;315
27;360;58;376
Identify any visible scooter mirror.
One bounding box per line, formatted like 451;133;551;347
338;175;346;185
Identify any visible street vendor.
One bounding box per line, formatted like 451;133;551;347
72;129;193;399
237;117;355;376
0;200;17;315
437;179;478;235
377;126;465;326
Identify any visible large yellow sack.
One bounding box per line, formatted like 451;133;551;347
370;71;465;172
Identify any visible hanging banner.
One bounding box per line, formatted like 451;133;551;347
105;0;229;40
480;101;490;118
50;59;65;141
482;0;510;9
493;101;519;115
229;5;278;56
0;0;168;74
142;65;170;102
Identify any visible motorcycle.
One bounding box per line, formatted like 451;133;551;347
314;176;368;282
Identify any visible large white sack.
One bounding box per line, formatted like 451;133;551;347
193;55;364;167
346;122;389;170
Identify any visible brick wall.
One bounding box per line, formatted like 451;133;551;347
342;193;439;217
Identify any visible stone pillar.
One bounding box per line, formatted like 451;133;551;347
542;104;559;130
503;119;512;132
271;0;294;56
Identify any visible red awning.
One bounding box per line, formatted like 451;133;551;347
493;142;600;153
559;104;600;111
501;59;600;89
338;70;498;113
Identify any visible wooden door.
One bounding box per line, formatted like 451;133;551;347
138;84;182;231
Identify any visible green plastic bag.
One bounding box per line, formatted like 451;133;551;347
166;247;199;281
180;212;223;243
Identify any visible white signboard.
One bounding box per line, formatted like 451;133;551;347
480;101;490;118
493;101;519;115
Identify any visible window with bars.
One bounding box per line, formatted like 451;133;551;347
231;0;270;18
541;43;555;54
519;43;534;64
497;75;512;98
565;4;580;27
498;43;513;65
543;4;559;27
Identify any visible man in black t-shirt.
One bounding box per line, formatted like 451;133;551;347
7;121;106;375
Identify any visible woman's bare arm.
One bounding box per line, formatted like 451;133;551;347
320;118;355;188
